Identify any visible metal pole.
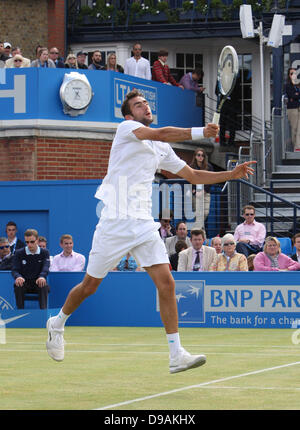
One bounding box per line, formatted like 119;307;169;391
258;21;266;186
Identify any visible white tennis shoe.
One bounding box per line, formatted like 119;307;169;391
169;348;206;374
46;316;65;362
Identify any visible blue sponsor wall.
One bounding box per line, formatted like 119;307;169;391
0;68;202;127
1;271;300;329
0;180;100;259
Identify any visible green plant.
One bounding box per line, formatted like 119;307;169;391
156;0;169;12
210;0;223;8
231;0;243;8
94;0;115;20
182;0;194;12
195;0;208;14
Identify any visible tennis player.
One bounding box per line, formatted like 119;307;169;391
46;89;255;373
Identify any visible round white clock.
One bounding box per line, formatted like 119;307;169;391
60;72;93;116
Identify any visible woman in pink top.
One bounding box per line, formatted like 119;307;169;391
254;236;300;271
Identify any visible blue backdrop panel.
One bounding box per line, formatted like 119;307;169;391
0;68;203;127
0;180;100;259
1;271;300;329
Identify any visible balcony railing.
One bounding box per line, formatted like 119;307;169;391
68;0;299;30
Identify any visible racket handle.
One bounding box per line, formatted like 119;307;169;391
212;112;220;125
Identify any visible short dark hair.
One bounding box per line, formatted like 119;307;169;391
6;221;17;228
24;229;38;239
175;240;188;254
121;89;144;117
190;228;206;240
193;68;204;79
175;221;186;231
158;49;168;57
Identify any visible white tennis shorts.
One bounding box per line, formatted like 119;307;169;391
86;217;169;279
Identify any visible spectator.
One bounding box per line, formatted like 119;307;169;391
177;228;217;271
38;236;48;249
158;211;175;241
291;233;300;263
115;253;138;271
285;67;300;151
234;205;266;258
190;148;214;221
152;49;184;89
76;51;88;69
124;42;151;80
38;236;53;264
105;52;124;73
211;236;222;254
0;237;14;270
49;47;65;68
3;42;12;58
34;44;43;60
88;50;105;70
253;236;300;271
0;41;8;61
5;47;30;67
64;53;78;69
216;71;241;147
6;54;28;68
5;221;25;255
50;234;85;272
31;47;55;68
165;221;191;256
12;229;50;309
169;240;188;271
209;233;248;271
179;68;205;94
247;254;256;271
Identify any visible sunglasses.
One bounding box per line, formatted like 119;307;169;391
50;51;59;54
223;242;235;246
244;213;255;216
25;240;36;244
14;59;22;62
0;245;10;249
196;153;204;157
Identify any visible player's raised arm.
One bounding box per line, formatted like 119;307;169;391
133;123;219;143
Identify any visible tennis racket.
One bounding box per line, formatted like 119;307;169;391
213;45;239;125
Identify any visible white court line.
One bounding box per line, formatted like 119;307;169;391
96;360;300;410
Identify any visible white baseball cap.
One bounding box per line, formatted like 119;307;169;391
4;42;12;48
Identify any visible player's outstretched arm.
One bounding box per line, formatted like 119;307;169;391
133;123;219;143
176;161;256;185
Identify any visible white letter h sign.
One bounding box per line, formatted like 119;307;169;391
0;71;26;113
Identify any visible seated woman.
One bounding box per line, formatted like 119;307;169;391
254;236;300;271
209;233;248;271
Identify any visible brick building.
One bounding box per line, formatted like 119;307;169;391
0;0;66;61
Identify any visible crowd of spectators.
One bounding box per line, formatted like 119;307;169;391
157;204;300;272
0;41;204;94
1;207;299;309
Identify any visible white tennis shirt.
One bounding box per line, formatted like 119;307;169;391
95;120;186;220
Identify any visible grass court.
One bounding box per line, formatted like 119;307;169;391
1;326;300;410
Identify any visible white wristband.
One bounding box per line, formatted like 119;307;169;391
191;127;204;141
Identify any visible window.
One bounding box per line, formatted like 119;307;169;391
175;53;203;81
237;54;252;131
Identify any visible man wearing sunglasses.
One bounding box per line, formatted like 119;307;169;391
233;205;266;257
0;237;13;270
12;229;50;309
